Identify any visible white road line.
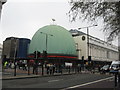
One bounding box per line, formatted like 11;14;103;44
61;76;114;90
48;79;63;82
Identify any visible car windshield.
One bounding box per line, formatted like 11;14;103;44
112;64;119;68
103;65;109;68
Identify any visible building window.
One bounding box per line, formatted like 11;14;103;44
107;51;109;59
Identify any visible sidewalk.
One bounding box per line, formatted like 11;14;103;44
2;67;110;80
2;68;89;80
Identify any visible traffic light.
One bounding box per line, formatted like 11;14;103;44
88;56;91;61
82;56;84;61
37;51;41;59
34;51;37;58
43;50;47;58
82;56;84;63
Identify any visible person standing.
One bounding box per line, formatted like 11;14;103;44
46;64;50;75
4;61;8;69
33;62;36;74
52;64;55;75
49;64;53;75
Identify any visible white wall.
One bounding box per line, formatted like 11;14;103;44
73;35;87;60
0;44;2;59
89;37;118;62
73;35;119;62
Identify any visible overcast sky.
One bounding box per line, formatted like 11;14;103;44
0;0;118;46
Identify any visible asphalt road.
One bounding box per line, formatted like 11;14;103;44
2;73;113;89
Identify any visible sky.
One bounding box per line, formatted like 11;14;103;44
0;0;118;46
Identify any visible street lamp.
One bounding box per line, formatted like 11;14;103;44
14;39;18;76
40;32;53;75
40;32;53;52
78;25;97;60
118;32;120;61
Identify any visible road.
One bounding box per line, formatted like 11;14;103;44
2;73;114;89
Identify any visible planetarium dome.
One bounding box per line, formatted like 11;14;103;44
28;25;77;58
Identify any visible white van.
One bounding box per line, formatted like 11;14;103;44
109;61;120;71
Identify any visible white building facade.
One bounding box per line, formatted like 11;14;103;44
0;43;2;59
70;29;119;63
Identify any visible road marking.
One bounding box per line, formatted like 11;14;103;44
61;76;114;90
48;79;63;82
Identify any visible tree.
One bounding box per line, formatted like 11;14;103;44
69;0;120;41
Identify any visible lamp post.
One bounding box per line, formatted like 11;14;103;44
118;32;120;61
40;32;53;75
14;39;18;76
118;32;120;88
78;25;97;60
40;32;53;52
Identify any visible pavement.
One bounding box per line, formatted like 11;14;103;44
2;68;91;80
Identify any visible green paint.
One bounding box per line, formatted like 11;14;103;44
28;25;77;56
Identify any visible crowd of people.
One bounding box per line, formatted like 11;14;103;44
3;60;107;75
3;60;27;70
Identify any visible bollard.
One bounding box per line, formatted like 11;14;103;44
118;72;120;87
68;66;70;74
28;66;30;75
28;60;30;75
14;61;17;76
42;65;44;75
115;72;117;87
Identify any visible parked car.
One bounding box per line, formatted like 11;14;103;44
109;61;120;74
100;65;110;74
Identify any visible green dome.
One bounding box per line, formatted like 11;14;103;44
28;25;77;57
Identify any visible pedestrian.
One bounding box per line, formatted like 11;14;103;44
98;65;101;73
52;64;55;74
59;64;63;74
4;61;8;69
49;64;53;75
77;64;80;73
33;63;36;74
22;61;27;71
46;64;49;75
8;61;12;68
18;60;22;69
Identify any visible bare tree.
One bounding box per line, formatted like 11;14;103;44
69;0;120;41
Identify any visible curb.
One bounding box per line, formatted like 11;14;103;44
2;71;102;80
2;73;77;80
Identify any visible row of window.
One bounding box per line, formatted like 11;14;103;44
89;44;118;60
